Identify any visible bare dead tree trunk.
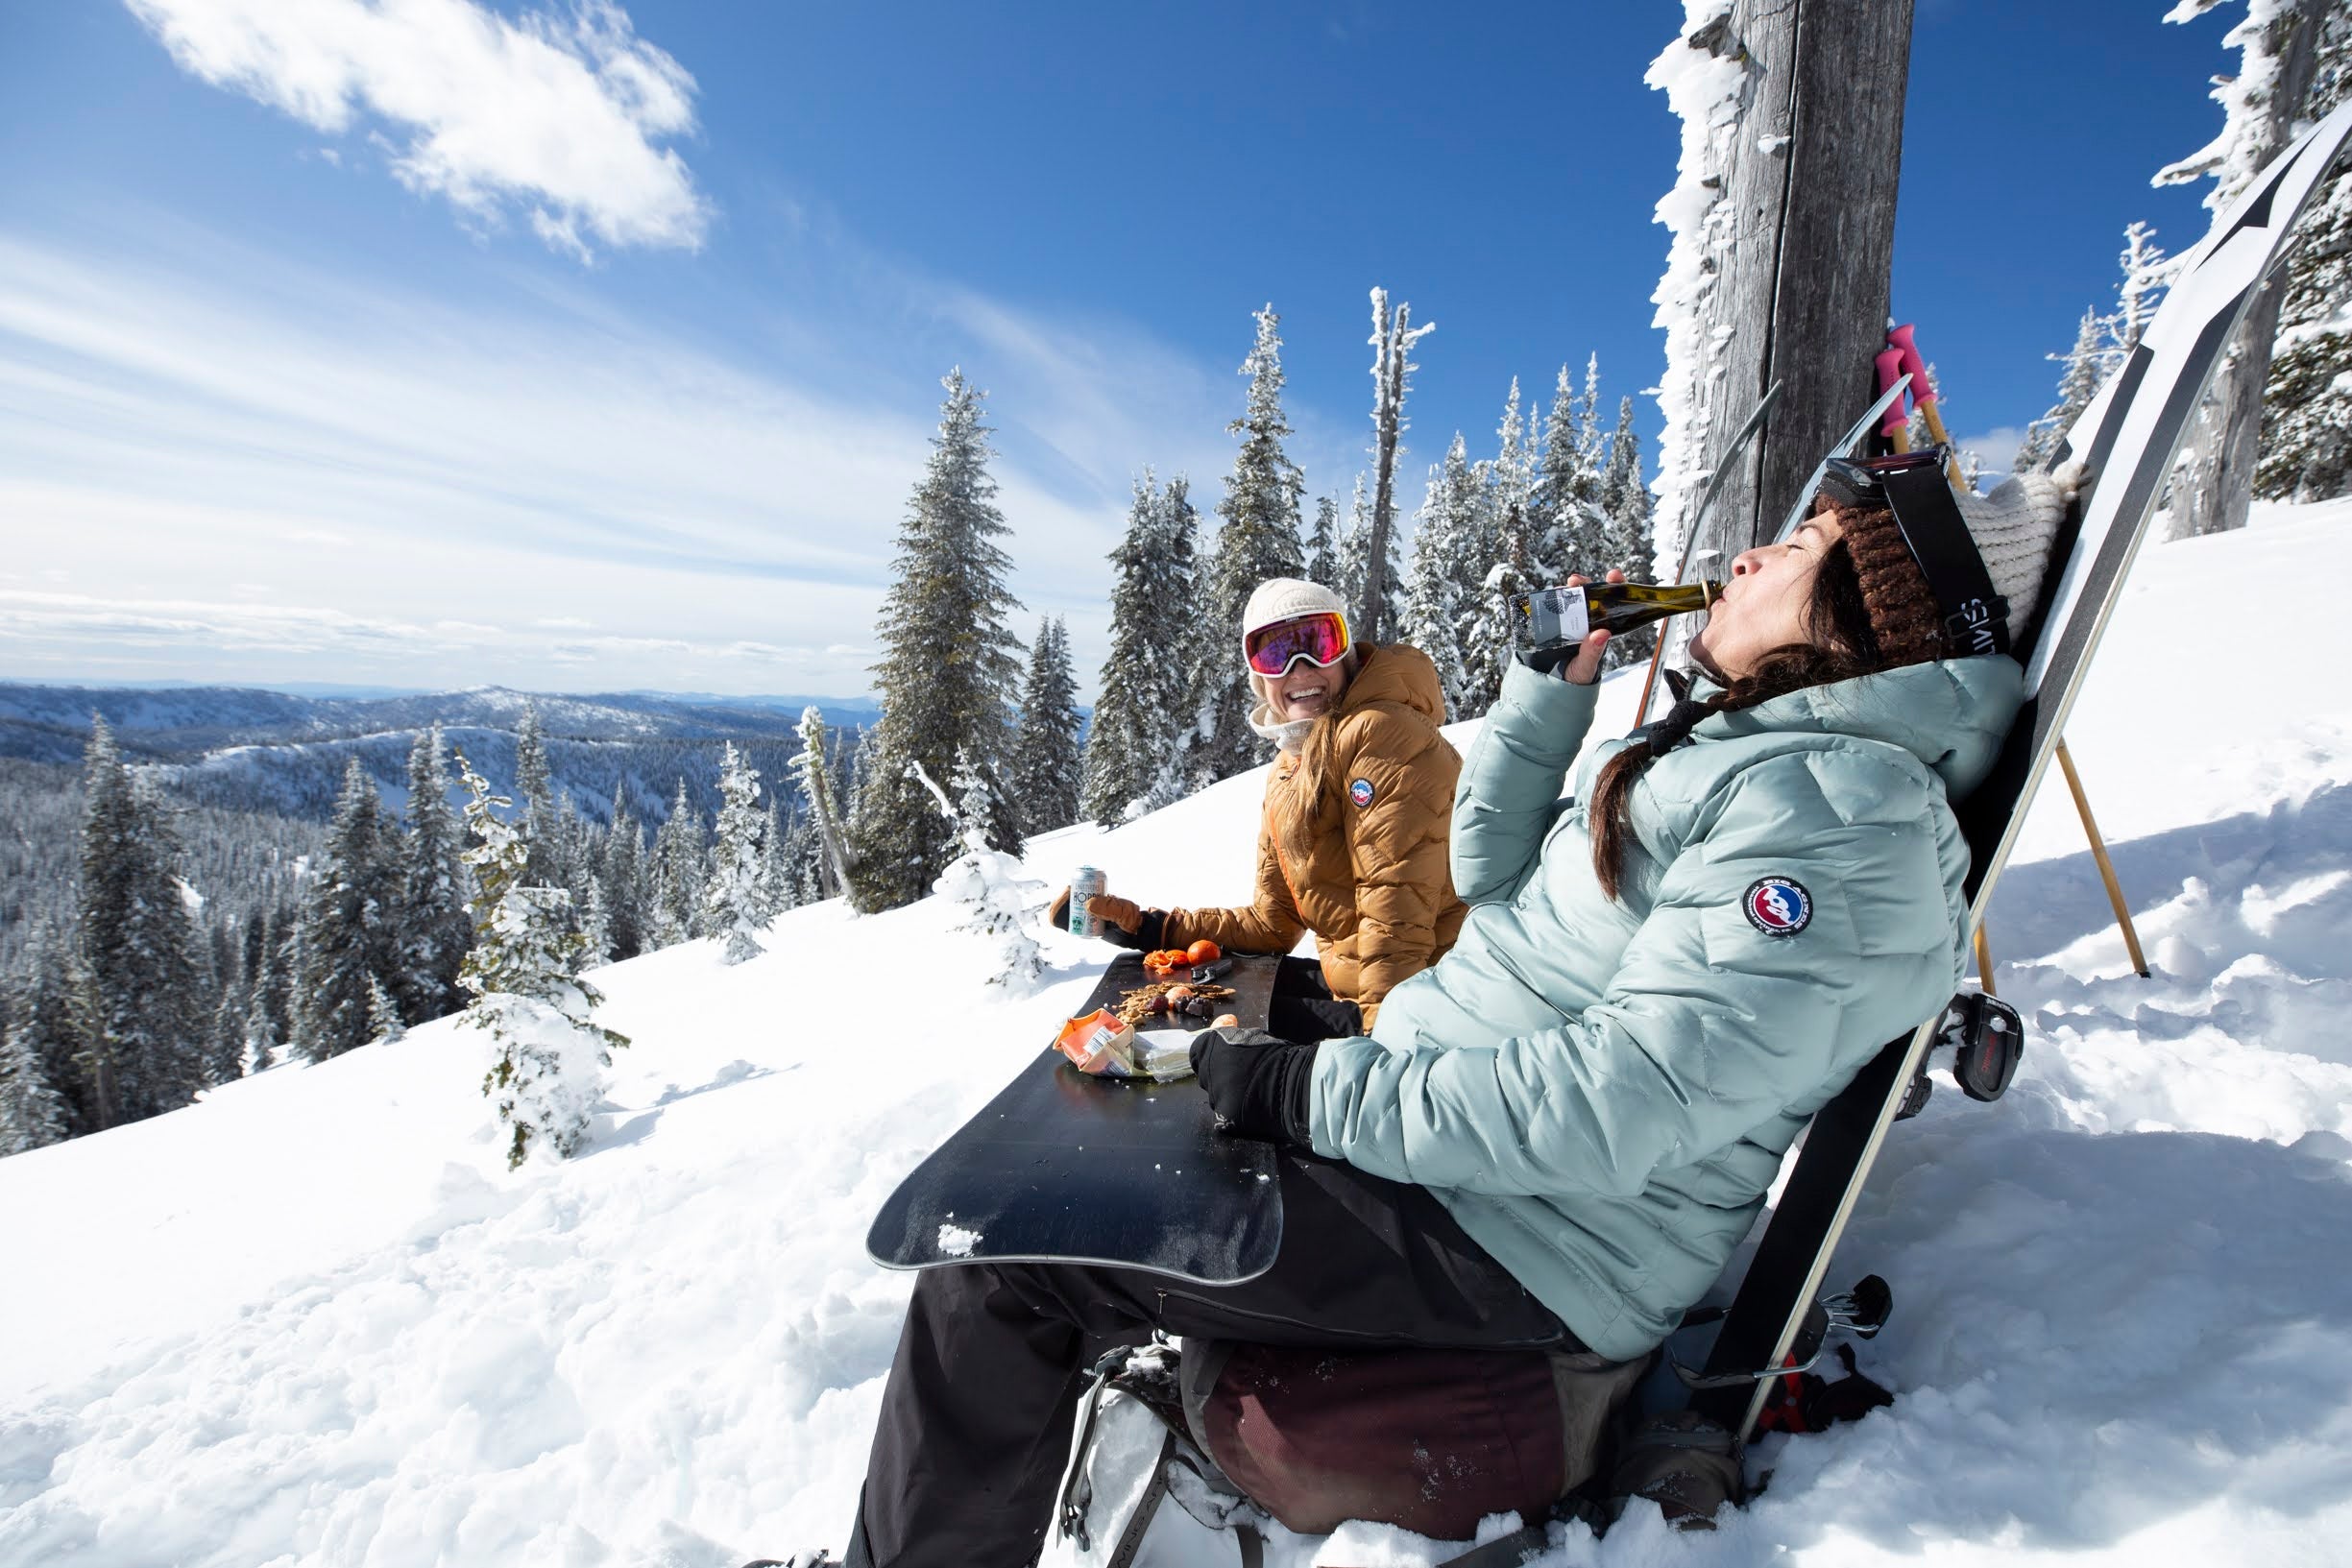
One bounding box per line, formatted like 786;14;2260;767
1675;0;1915;571
2167;0;2329;540
1363;289;1432;644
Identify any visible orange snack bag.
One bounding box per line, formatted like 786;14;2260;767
1055;1009;1139;1076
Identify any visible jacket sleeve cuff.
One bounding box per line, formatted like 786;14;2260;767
1491;658;1602;770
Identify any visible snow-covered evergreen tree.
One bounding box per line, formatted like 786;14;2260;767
293;759;405;1063
758;801;796;917
1534;363;1606;573
1007;616;1083;837
512;702;560;887
400;725;470;1025
847;370;1028;910
0;1011;66;1156
242;962;279;1075
1194;306;1308;785
77;716;205;1125
365;976;405;1046
2017;309;2112;472
205;983;247;1085
790;709;853;899
1083;475;1179;825
648;780;705;947
2258;9;2352;500
579;879;615;967
1305;495;1340;590
917;755;1045;991
700;743;769;966
455;754;626;1171
1464;502;1543;713
7;926;90;1137
598;809;647;960
1400;436;1483;719
1596;398;1661;668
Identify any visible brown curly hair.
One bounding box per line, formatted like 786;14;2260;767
1587;503;1944;900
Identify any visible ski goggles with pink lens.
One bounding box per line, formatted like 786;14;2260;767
1244;611;1351;677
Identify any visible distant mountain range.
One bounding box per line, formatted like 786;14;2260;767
0;683;886;824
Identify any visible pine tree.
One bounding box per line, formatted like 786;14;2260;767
1464;501;1543;713
77;716;205;1125
578;878;615;966
2016;308;2110;472
759;800;796;917
2259;11;2352;500
1193;305;1309;785
1145;476;1208;807
1007;616;1083;837
365;976;405;1045
1534;363;1605;573
918;754;1045;991
454;753;626;1170
648;780;705;947
1305;495;1340;589
293;759;405;1062
1596;398;1661;669
790;709;854;898
206;983;248;1085
9;927;92;1137
701;743;770;965
598;808;647;960
0;1010;66;1156
1400;436;1483;719
400;725;471;1025
243;962;279;1075
847;371;1029;910
1082;476;1177;825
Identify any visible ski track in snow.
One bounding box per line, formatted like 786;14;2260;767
7;500;2352;1566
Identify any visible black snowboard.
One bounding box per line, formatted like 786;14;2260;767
1690;99;2352;1443
865;953;1286;1283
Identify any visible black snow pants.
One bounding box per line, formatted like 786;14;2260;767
840;1151;1572;1568
1264;955;1364;1045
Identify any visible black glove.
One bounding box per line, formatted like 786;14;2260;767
1189;1027;1317;1146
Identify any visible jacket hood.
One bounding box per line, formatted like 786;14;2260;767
1249;642;1448;746
1691;654;2024;801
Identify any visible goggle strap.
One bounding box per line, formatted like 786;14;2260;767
1879;464;2010;660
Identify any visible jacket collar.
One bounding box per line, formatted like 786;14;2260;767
1680;655;2025;801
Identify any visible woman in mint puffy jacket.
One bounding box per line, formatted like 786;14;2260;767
834;461;2074;1567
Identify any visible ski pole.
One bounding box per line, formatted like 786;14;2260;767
1874;348;1912;455
1884;324;1966;488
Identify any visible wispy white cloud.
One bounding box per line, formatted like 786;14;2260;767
123;0;710;257
0;227;1236;696
1957;424;2028;478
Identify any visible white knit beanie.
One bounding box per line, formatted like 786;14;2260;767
1239;577;1348;658
1955;459;2085;644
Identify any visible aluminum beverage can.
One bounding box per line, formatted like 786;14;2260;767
1068;866;1106;938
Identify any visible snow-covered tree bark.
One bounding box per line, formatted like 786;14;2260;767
455;753;626;1171
1647;0;1913;573
789;708;853;899
1362;289;1434;644
848;370;1029;909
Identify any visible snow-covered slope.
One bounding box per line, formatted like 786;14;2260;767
6;503;2352;1567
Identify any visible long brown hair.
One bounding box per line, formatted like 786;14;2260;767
1587;505;1943;900
1274;646;1365;860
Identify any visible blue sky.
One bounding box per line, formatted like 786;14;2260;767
0;1;2237;699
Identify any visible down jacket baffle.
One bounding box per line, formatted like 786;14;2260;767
1308;652;2024;1362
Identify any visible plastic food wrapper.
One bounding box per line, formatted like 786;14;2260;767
1055;1011;1196;1082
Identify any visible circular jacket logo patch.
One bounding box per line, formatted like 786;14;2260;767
1744;877;1812;937
1348;777;1375;808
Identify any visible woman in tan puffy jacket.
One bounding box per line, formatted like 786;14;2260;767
1057;579;1467;1040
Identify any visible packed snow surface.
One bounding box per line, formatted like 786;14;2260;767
7;500;2352;1565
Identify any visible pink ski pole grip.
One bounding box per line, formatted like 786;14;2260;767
1875;349;1909;437
1887;323;1936;406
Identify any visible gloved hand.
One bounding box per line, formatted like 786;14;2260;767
1189;1027;1317;1146
1045;887;1165;951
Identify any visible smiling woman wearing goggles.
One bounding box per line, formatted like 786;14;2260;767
1051;577;1467;1044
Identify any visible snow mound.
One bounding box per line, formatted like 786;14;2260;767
7;506;2352;1564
